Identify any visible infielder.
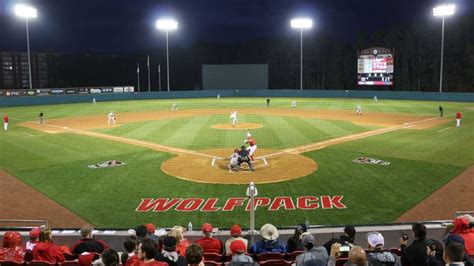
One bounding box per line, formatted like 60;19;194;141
291;100;297;108
355;104;362;115
3;113;8;131
108;111;116;125
456;112;462;128
244;130;257;161
230;111;238;126
171;103;178;111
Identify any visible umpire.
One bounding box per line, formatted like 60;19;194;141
238;146;253;172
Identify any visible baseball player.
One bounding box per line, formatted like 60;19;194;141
244;130;257;161
230;111;238;126
439;106;444;117
108;111;116;125
93;97;96;104
228;149;240;172
373;96;378;102
355;104;362;115
238;145;253;172
3;113;8;131
171;103;178;111
291;100;297;108
39;112;44;124
456;111;462;128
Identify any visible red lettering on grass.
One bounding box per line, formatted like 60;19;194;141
201;198;221;212
269;196;296;211
175;198;204;211
297;196;320;209
321;195;346;209
245;197;271;211
135;198;181;212
222;197;246;211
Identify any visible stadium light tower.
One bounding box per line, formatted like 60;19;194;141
14;4;37;90
156;19;178;92
290;18;313;91
433;4;455;93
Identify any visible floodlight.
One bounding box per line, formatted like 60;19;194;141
290;18;313;29
156;19;178;31
433;4;455;17
14;4;37;19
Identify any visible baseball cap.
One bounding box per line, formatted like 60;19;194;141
230;240;246;255
2;231;22;248
260;223;279;241
30;227;40;238
366;232;384;248
202;223;213;235
344;225;356;237
444;234;465;246
231;224;241;237
302;233;315;245
144;223;156;234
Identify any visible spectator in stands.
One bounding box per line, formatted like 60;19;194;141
295;233;328;266
137;238;167;266
0;231;26;263
249;223;286;254
323;225;357;255
365;231;400;265
429;235;474;266
288;223;308;253
225;224;248;255
229;240;254;265
25;227;40;252
185;244;204;266
194;223;223;254
450;217;474;256
121;236;139;266
401;223;430;266
428;241;466;266
71;225;109;255
100;249;120;266
169;226;190;256
145;223;162;247
136;225;149;241
32;226;65;264
328;243;367;266
156;236;187;266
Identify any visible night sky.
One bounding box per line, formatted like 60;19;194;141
0;0;472;54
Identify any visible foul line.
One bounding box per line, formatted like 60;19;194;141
20;132;35;137
438;127;451;133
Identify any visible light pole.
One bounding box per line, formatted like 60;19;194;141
14;4;37;90
158;64;162;91
290;18;313;91
137;63;140;92
156;19;178;92
433;4;455;93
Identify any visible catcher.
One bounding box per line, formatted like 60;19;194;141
228;149;240;172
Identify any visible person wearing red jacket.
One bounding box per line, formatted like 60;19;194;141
450;216;474;256
456;112;462;128
0;231;25;263
3;113;8;131
194;223;223;254
32;227;65;264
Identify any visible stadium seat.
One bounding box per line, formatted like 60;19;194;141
336;257;349;266
203;252;223;262
0;260;25;266
389;248;401;256
258;259;293;266
256;252;285;262
223;254;232;262
28;260;56;266
61;261;80;266
204;261;222;266
285;250;304;261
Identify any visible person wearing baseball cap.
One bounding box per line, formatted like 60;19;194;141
194;223;223;254
225;224;248;255
250;223;286;254
323;225;357;255
0;231;25;264
144;223;161;247
365;232;399;265
25;227;41;252
287;223;308;253
295;233;328;266
229;240;254;264
156;236;187;266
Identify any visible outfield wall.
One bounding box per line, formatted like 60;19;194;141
1;90;473;107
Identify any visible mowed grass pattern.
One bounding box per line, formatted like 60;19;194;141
0;98;472;228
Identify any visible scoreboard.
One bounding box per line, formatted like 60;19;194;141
357;48;393;86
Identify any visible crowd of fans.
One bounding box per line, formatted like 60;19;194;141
1;215;473;266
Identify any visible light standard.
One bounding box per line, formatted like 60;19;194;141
433;4;455;93
156;19;178;92
290;18;313;91
14;4;37;90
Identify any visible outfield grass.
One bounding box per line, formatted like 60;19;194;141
0;98;472;228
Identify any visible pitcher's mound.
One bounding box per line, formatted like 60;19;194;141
161;148;318;184
211;123;263;130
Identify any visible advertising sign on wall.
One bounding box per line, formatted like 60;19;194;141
113;87;124;93
51;89;64;95
78;88;89;94
65;88;77;94
36;89;51;96
124;86;134;93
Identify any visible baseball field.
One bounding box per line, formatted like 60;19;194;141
0;97;473;229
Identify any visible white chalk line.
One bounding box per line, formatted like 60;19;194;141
20;132;35;137
438;127;451;132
